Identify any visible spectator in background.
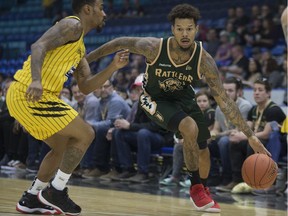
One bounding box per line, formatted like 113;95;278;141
70;82;100;177
250;5;261;21
0;81;28;170
253;18;276;49
233;7;250;29
218;79;286;193
219;45;249;80
110;74;173;183
260;4;274;20
204;28;220;58
214;30;233;67
112;70;129;90
210;77;252;187
244;18;263;47
60;86;75;107
242;58;262;88
82;79;131;179
226;7;236;25
225;21;237;45
261;50;284;88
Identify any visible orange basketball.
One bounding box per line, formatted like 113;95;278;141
241;154;278;189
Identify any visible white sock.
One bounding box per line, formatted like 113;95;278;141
51;169;71;191
27;177;48;195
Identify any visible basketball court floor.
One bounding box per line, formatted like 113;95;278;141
0;169;287;216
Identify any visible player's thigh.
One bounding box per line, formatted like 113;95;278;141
140;94;182;131
56;115;95;142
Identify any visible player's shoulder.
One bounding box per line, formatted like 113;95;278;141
54;16;83;40
56;16;83;32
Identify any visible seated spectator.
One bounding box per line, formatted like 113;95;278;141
204;28;220;58
225;21;238;45
219;45;249;80
70;82;100;176
0;81;28;170
216;79;286;193
242;58;262;88
107;74;173;183
210;77;252;186
82;79;131;179
252;18;277;49
60;86;75;107
261;50;284;88
214;30;233;67
234;7;250;29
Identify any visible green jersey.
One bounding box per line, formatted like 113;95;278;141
140;37;210;144
143;37;203;102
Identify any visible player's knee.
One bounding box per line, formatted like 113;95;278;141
179;117;198;137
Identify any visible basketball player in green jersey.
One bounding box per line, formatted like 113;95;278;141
87;3;271;213
7;0;129;215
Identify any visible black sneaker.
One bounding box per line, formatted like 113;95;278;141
38;184;81;215
16;191;60;214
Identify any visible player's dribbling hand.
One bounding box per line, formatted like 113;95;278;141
112;49;130;69
248;135;271;156
26;80;43;102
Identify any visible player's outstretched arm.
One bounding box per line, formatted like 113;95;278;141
74;50;130;94
86;37;160;64
200;50;271;156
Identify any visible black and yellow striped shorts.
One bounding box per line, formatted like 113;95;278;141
6;81;78;140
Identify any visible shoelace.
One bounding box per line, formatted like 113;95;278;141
193;187;208;201
58;188;78;208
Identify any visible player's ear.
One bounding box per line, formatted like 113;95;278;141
83;4;91;15
195;25;199;33
171;25;175;35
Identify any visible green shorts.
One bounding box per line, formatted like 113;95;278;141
139;92;210;144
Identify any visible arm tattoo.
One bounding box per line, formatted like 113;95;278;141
30;20;82;81
86;37;159;63
201;51;254;138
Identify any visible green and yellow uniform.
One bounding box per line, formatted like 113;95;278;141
140;37;210;145
6;16;84;140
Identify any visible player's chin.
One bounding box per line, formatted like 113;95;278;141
96;26;103;33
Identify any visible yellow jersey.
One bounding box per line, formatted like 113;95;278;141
14;16;85;93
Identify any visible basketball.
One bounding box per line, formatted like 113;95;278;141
241;154;278;189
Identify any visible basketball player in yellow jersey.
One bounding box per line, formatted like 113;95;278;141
6;1;129;215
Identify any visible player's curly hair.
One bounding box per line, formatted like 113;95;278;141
167;4;201;25
72;0;96;14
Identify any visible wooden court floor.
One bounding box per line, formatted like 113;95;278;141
0;177;287;216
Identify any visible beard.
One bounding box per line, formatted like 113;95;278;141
179;46;191;52
96;26;103;33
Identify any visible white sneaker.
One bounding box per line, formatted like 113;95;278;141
159;176;178;186
179;179;191;187
231;182;252;194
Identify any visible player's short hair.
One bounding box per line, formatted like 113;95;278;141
72;0;96;14
167;4;201;25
